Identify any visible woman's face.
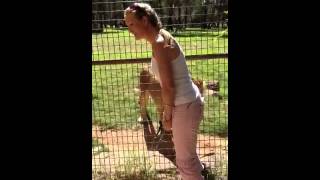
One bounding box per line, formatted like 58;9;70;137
124;12;147;40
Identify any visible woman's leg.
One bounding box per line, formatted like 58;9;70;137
172;97;204;180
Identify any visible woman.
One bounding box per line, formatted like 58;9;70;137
124;3;205;180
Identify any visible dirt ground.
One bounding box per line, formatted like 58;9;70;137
92;125;228;179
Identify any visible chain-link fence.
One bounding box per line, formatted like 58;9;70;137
92;0;228;179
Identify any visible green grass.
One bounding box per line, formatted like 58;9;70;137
92;27;228;61
112;151;164;180
93;150;177;180
92;28;228;137
92;138;109;155
92;149;225;180
188;59;228;136
92;60;228;136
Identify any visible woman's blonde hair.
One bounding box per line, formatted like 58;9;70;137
124;3;162;30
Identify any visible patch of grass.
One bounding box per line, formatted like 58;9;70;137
211;156;228;179
185;59;228;136
92;28;228;61
92;59;228;137
92;63;141;129
92;138;109;155
172;28;227;38
92;28;228;137
111;151;172;180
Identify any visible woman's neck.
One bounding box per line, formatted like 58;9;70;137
145;28;160;45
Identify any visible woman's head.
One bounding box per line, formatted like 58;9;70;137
124;3;162;40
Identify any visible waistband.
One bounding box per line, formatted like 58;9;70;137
173;96;204;112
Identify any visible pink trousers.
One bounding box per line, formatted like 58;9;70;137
172;96;204;180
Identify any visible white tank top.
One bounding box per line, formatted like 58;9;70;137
151;43;201;106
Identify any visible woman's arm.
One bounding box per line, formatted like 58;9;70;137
153;42;175;106
153;41;176;130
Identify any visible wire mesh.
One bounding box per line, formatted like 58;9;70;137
92;0;228;179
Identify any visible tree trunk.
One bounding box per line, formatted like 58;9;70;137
177;7;182;31
167;3;174;31
201;4;208;29
92;0;103;33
